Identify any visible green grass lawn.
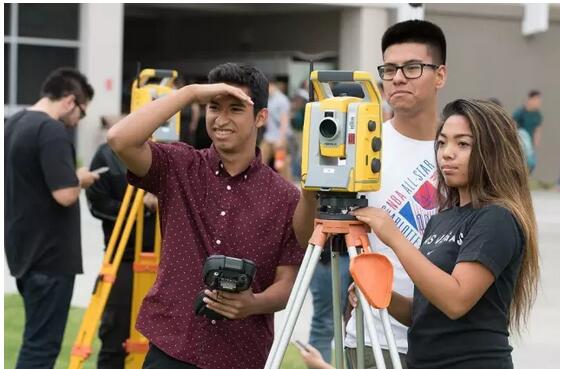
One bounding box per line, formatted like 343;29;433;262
4;293;306;369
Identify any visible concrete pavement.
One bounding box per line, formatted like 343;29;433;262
4;190;559;368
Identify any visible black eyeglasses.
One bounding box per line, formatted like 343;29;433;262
377;62;440;81
73;98;86;119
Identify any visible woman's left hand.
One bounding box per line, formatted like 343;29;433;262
351;207;403;248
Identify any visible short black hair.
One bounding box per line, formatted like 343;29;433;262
382;20;447;65
40;67;94;104
528;90;541;98
208;63;268;116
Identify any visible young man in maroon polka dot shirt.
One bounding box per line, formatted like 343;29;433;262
107;63;306;369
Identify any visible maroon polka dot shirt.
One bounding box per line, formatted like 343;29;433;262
127;142;304;369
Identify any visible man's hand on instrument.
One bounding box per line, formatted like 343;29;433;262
203;288;257;320
350;206;403;248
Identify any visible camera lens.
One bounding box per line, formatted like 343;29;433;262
319;118;338;139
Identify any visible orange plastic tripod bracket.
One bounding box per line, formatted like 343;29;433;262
309;218;367;247
345;222;394;309
308;221;329;247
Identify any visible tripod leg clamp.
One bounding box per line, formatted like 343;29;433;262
124;339;149;353
71;345;92;359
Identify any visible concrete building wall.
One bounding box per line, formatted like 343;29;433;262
68;3;559;182
339;7;389;72
425;4;560;182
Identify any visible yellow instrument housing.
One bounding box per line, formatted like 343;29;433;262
301;70;383;193
130;69;180;142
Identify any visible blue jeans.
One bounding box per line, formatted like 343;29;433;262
308;253;352;365
15;271;75;369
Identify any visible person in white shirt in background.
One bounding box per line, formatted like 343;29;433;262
294;19;448;369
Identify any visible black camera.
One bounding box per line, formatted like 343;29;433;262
194;255;256;320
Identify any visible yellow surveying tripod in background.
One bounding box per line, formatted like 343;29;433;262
68;69;180;369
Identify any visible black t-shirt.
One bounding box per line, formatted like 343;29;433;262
407;204;524;369
4;110;82;277
86;143;156;261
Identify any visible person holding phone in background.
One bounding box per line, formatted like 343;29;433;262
5;67;98;369
87;134;157;369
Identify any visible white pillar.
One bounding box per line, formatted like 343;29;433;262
522;3;549;35
397;3;425;23
77;3;124;165
339;7;389;74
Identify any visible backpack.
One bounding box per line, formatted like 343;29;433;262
518;128;536;172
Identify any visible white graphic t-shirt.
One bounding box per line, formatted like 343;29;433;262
344;120;438;354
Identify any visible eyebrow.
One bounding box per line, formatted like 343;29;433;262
209;99;246;107
384;59;423;65
438;133;474;139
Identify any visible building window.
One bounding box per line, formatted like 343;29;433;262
5;43;10;101
4;3;81;113
17;45;78;105
4;3;11;35
19;4;79;39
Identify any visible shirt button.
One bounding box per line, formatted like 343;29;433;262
215;170;219;175
244;174;248;179
216;239;221;245
227;185;232;190
220;211;226;216
220;163;224;168
211;320;216;325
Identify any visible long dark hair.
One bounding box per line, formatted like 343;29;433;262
435;98;539;333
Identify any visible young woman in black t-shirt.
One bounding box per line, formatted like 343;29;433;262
350;99;539;369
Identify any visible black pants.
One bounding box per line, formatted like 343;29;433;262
142;344;201;369
15;272;75;369
97;261;133;369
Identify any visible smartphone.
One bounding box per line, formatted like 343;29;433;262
92;166;110;175
294;340;308;351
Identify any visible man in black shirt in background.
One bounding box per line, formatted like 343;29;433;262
5;67;98;369
87;135;157;369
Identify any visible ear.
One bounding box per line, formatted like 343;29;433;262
64;94;76;104
435;65;447;89
254;107;268;128
60;94;76;114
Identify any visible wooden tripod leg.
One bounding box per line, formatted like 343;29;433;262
68;186;145;369
125;198;161;369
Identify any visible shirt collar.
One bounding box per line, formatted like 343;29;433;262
207;144;263;178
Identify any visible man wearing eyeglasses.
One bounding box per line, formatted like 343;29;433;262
344;19;448;369
5;67;99;369
293;19;448;369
